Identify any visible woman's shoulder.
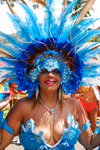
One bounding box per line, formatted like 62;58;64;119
63;96;79;103
15;96;35;109
63;96;82;111
9;96;35;115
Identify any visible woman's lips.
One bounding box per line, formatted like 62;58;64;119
45;80;56;85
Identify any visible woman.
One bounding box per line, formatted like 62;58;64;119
71;85;99;133
0;0;100;149
0;69;99;150
0;69;100;150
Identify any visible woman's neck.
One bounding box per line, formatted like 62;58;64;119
39;90;58;109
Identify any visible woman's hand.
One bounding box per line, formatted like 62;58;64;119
0;93;12;110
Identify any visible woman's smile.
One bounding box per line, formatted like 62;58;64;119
45;80;56;85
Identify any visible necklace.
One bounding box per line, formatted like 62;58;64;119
40;98;59;142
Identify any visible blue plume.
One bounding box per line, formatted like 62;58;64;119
20;3;43;40
0;71;17;83
58;14;79;42
0;32;27;49
0;43;20;58
0;0;100;97
57;0;78;37
72;18;99;39
43;0;57;38
0;66;15;71
79;47;100;62
77;42;98;58
73;29;100;49
0;56;17;66
7;13;31;42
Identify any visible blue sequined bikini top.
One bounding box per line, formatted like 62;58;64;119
19;114;91;150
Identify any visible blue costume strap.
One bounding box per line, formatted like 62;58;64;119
0;110;14;134
93;120;100;135
93;121;100;150
82;119;91;131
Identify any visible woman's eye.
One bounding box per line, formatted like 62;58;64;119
53;70;61;74
40;70;48;74
40;69;61;75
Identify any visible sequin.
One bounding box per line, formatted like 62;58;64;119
0;110;14;134
19;114;90;150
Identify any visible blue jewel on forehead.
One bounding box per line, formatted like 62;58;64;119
39;56;61;72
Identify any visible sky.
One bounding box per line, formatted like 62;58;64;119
0;0;100;34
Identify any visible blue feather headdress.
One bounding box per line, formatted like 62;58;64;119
0;0;100;98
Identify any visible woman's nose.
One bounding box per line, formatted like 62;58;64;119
47;72;54;78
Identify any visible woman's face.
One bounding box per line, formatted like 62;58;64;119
39;68;61;92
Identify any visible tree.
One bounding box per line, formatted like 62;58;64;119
67;0;94;17
0;0;18;7
0;0;46;7
32;0;46;8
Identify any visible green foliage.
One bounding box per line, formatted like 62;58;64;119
33;0;46;9
0;0;46;7
67;0;94;17
91;35;100;42
0;0;19;7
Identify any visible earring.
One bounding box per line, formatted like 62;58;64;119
35;87;39;100
59;87;61;101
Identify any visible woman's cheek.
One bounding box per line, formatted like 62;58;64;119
39;74;45;82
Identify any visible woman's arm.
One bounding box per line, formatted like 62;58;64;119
77;101;100;149
0;98;25;150
0;94;12;110
0;129;14;149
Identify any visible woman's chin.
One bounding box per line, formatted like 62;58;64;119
44;87;58;92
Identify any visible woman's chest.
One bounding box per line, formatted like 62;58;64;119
19;113;80;150
23;109;68;143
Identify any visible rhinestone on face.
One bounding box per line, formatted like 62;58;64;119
63;75;67;80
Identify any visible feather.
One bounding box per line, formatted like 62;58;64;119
0;43;21;58
83;68;100;78
20;3;43;40
77;42;99;56
0;71;17;83
75;29;100;50
57;14;78;43
80;47;100;62
0;66;16;71
0;56;17;66
43;0;57;37
77;42;100;61
71;18;99;48
0;32;28;49
7;13;31;42
60;17;99;48
57;0;78;37
0;48;15;58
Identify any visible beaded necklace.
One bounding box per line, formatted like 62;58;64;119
40;98;59;142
